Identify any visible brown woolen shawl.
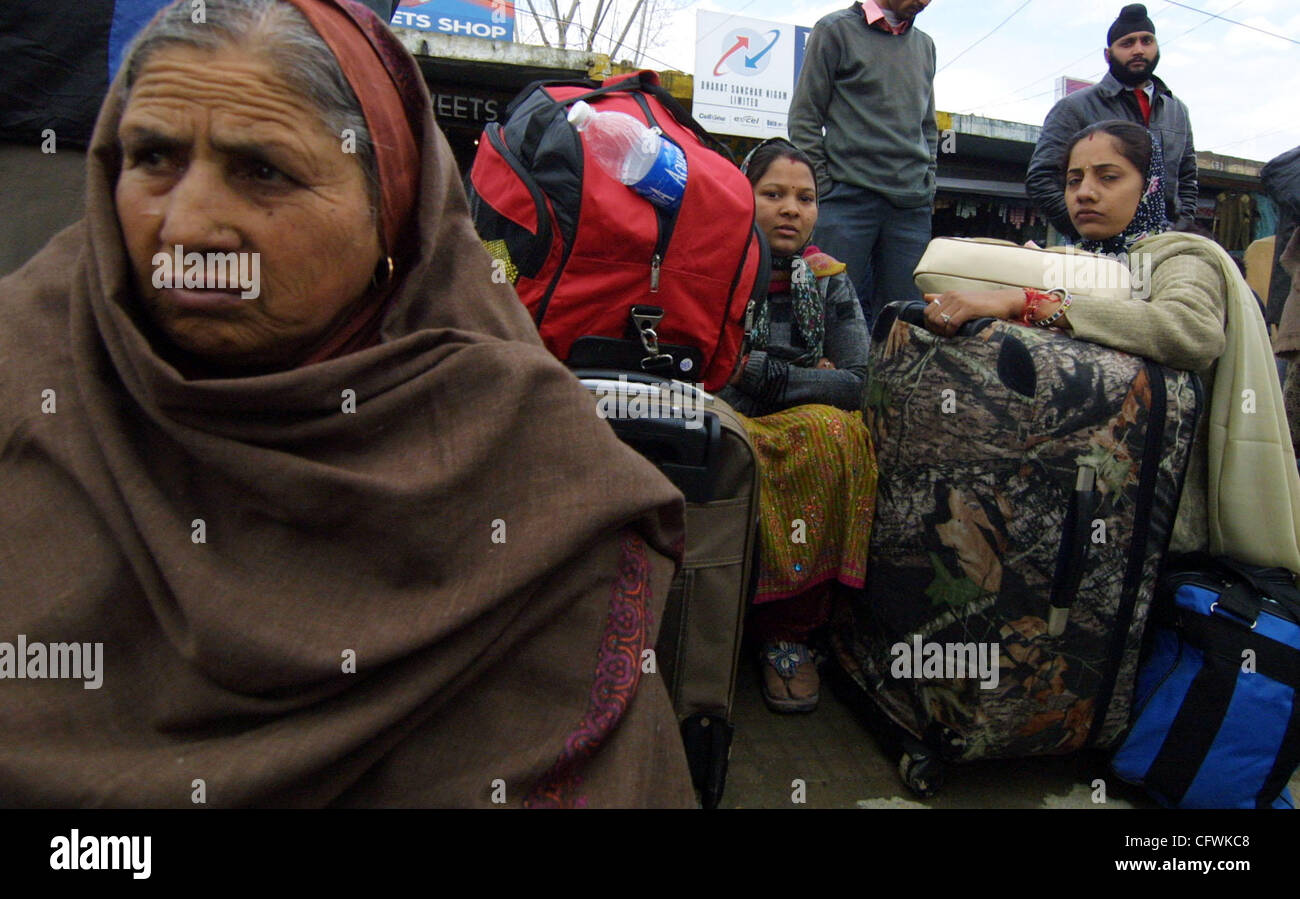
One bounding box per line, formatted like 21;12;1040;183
0;0;694;807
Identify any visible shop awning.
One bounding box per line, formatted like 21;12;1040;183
936;177;1028;199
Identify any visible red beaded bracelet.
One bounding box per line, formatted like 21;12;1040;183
1034;289;1072;328
1021;289;1050;326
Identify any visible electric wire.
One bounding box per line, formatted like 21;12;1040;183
937;0;1033;74
695;0;762;43
516;0;1297;156
1209;125;1300;153
955;0;1248;117
1159;0;1300;46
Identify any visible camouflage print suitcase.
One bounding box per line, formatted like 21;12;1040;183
833;301;1201;795
576;371;758;809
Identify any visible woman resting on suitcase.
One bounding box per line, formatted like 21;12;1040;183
922;119;1300;570
717;138;878;713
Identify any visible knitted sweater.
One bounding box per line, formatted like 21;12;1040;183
1068;232;1300;572
717;269;870;417
1068;235;1224;554
787;2;937;206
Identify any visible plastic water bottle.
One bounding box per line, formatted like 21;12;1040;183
567;100;688;210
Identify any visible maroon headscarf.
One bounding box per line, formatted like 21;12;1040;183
285;0;419;259
283;0;422;364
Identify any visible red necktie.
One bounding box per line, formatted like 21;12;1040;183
1134;88;1151;126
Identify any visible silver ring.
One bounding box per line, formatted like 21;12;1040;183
941;312;952;323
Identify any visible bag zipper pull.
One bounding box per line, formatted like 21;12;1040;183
650;253;662;292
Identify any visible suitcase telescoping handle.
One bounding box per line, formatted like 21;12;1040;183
575;370;722;503
890;300;997;339
573;368;710;402
1048;465;1099;637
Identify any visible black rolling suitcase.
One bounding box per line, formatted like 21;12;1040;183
576;371;758;808
831;301;1201;796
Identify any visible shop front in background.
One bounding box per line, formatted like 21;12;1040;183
932;193;1049;247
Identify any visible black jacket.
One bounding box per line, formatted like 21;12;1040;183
1263;146;1300;221
1262;146;1300;325
1025;72;1198;240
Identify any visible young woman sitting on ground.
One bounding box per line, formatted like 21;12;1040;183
717;138;879;713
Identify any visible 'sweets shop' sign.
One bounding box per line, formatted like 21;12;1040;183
392;0;515;41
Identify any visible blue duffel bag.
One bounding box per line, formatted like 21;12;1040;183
1112;555;1300;809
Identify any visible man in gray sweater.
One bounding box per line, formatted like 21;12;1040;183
788;0;937;331
1026;4;1198;241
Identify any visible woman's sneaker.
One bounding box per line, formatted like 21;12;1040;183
760;641;820;713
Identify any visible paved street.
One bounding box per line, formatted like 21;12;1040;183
722;656;1300;810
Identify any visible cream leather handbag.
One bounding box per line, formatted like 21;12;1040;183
912;237;1134;302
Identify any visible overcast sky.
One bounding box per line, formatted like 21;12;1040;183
641;0;1300;165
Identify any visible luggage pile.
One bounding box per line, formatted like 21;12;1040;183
576;372;757;809
833;298;1202;795
467;72;764;808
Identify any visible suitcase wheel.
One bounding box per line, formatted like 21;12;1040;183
898;748;944;798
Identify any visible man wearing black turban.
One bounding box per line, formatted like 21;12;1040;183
1026;3;1200;241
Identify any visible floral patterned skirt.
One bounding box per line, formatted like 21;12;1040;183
736;404;878;605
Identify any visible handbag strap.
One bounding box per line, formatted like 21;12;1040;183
1167;553;1300;623
1206;556;1300;623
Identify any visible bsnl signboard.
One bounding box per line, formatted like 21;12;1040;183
392;0;515;41
693;11;812;140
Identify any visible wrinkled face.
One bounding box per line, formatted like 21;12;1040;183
1105;30;1158;79
115;44;381;370
753;157;818;257
1065;134;1145;241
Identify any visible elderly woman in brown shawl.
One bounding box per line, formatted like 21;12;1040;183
0;0;694;807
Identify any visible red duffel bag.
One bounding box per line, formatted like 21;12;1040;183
467;70;767;392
